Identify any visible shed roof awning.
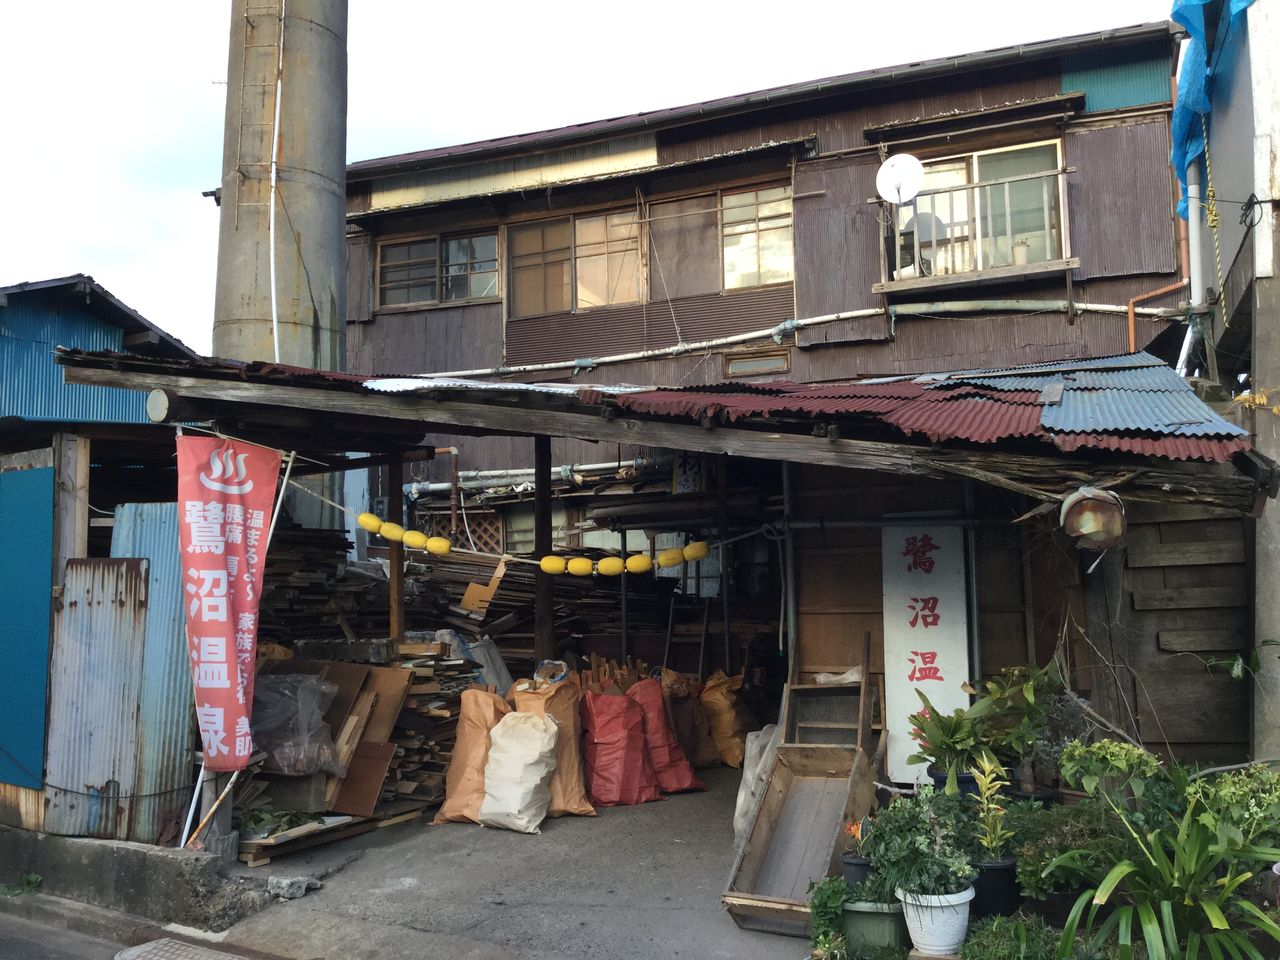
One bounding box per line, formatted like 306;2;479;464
54;349;1273;515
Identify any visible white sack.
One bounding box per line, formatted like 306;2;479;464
479;711;559;834
732;722;780;848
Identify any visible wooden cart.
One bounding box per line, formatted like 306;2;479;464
722;632;878;937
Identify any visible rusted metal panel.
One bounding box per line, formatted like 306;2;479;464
347;302;505;376
43;559;148;839
657;115;817;166
346;232;374;325
505;286;794;366
793;157;883;327
0;784;45;831
110;504;192;845
1060;40;1173;112
1066;119;1177;279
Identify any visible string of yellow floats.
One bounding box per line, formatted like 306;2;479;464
352;509;709;577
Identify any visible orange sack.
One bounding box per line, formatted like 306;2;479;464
580;690;662;806
626;678;705;794
433;688;510;824
510;678;596;817
661;668;720;769
699;670;758;769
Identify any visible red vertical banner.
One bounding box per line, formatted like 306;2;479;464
177;436;281;772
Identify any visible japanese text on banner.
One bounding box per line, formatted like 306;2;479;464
177;437;280;772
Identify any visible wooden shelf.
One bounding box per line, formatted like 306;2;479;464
797;721;856;729
790;682;863;691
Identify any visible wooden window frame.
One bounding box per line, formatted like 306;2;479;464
719;183;795;292
722;348;791;379
507;208;644;321
376;230;500;311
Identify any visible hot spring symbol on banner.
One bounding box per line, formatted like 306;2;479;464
177;436;281;772
881;524;971;784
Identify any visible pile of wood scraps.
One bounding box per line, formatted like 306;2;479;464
238;801;426;868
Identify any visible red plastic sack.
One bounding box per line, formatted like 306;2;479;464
626;678;705;794
580;690;662;807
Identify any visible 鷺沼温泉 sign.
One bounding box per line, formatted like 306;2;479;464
177;436;281;772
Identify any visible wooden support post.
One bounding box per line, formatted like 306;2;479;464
718;454;732;675
388;455;405;644
534;435;554;663
620;528;629;662
52;433;89;583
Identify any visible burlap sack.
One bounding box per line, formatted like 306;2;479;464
511;678;596;817
433;688;510;824
699;670;757;768
661;668;720;769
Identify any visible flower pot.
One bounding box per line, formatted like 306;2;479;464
839;853;871;890
896;886;975;956
1025;886;1088;927
928;765;979;797
1003;784;1058;807
842;900;910;950
971;857;1021;918
1012;241;1030;265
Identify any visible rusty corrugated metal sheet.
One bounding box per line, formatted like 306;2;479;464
794;157;883;325
1048;433;1249;462
43;559;148;839
0;784;45;831
886;396;1045;442
111;503;192;844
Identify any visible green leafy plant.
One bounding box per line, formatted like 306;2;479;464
971;755;1015;862
1052;795;1280;960
1012;800;1113;901
907;689;994;795
960;913;1059;960
971;661;1063;794
848;869;897;904
1059;739;1159;804
848;948;908;960
862;787;977;896
810;930;850;960
0;873;41;897
808;875;850;944
1187;762;1280;848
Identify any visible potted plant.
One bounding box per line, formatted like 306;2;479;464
839;818;871;889
1012;237;1030;265
1058;738;1159;809
863;787;977;956
960;914;1059;960
970;662;1062;803
808;875;850;952
907;690;993;795
969;755;1020;919
843;870;910;950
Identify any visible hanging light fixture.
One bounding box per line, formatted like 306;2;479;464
1059;486;1126;550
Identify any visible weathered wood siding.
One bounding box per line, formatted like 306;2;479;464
1084;503;1251;764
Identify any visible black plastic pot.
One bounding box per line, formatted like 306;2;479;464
1025;887;1089;926
971;857;1021;919
840;853;871;890
928;766;979;797
1003;784;1059;807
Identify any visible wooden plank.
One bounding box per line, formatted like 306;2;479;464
332;741;398;818
359;666;413;743
1126;502;1237;523
1131;585;1248;610
52;433;89;579
1136;663;1249;744
1157;629;1248;652
388;456;405;643
1127;541;1245;568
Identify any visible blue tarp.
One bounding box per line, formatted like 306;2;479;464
1170;0;1255;217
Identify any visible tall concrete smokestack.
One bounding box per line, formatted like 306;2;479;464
212;0;347;369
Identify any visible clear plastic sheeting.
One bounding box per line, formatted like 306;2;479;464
251;674;343;776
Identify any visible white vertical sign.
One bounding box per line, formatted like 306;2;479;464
881;524;971;784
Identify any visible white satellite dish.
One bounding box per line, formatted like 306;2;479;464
875;153;925;204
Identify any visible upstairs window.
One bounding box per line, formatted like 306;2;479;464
509;211;641;319
722;185;794;289
883;141;1066;287
378;232;498;307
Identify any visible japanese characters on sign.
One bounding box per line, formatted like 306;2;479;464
881;524;970;784
177;437;280;772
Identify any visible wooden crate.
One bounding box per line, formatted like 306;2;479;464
722;744;874;937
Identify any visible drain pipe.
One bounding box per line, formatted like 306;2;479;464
432;447;460;536
1178;162;1206;376
404;457;656;499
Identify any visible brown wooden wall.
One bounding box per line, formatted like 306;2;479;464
1084;503;1251;764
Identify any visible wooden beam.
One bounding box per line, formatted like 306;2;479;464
388;457;405;644
58;366;1262;513
533;435;553;663
52;433;89;582
1131;585;1249;610
1126;540;1245;568
1157;629;1247;652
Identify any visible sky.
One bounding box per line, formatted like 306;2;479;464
0;0;1170;355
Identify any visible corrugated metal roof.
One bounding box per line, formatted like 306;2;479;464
957;368;1192;392
1049;433;1251;462
1042;389;1246;437
43;559;149;838
885;396;1045;443
110;503;192;845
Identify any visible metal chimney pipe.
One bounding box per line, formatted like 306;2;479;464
212;0;347;370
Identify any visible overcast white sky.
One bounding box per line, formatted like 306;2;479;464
0;0;1169;354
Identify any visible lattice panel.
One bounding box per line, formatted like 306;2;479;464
427;511;504;555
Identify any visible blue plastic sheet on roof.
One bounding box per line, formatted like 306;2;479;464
1170;0;1255;217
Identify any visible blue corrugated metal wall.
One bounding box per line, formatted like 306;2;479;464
0;467;54;789
0;290;149;422
110;503;193;843
1061;40;1173;113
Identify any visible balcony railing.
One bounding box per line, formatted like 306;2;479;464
878;167;1072;290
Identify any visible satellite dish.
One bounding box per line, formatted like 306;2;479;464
876;153;925;204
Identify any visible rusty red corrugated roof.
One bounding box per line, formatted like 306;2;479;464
1047;433;1251;463
885;396;1046;443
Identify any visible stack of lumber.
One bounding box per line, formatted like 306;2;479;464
381;638;479;804
238;802;426;868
